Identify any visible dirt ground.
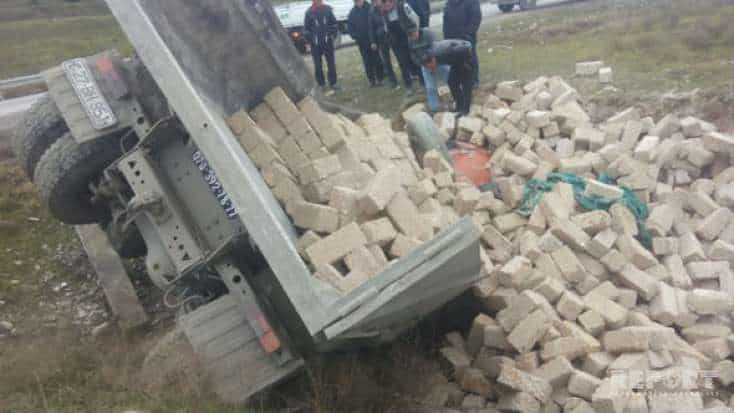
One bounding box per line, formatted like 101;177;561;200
2;0;734;412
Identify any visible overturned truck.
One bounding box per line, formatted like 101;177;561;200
13;0;481;403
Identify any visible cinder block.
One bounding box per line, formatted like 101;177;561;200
507;309;550;353
540;336;590;362
573;127;605;151
578;310;605;337
498;365;552;403
498;256;534;289
609;203;638;236
358;166;401;215
615;233;657;270
557;290;585;321
586;229;617;259
388;233;421;258
616;264;659;301
583;291;628;329
292;202;339;233
297;154;342;185
345;245;383;277
568;370;602;401
455;186;481;216
679;232;706;263
687;289;734;315
296;230;321;255
297;96;346;149
361;218;398;247
551;219;591;251
572;210;612;235
306;222;367;266
696;207;732;241
408;179;437;205
551;246;589;284
576;61;604;75
386;192;433;242
314;263;368;294
503;151;538;176
536;356;575;388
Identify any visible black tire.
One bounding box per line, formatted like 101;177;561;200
498;4;514;12
34;132;122;225
106;221;147;259
12;94;69;180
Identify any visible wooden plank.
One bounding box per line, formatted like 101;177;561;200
75;224;148;330
179;295;303;405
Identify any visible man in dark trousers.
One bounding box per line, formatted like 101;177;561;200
442;0;481;85
412;28;475;114
370;0;398;88
348;0;383;87
382;0;421;94
407;0;431;28
304;0;340;91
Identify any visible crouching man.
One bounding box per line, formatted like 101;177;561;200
411;28;474;115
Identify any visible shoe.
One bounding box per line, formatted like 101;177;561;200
389;80;399;89
331;84;342;91
369;81;378;88
375;79;383;87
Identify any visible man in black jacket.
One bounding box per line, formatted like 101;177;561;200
348;0;383;86
413;30;475;114
370;0;398;88
304;0;340;90
442;0;481;85
383;0;422;93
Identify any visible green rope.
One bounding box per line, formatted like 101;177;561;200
515;172;652;248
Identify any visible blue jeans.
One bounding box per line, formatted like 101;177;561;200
422;64;450;112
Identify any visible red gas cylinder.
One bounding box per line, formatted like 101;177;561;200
449;142;492;186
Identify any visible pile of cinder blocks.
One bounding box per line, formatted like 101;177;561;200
413;76;734;412
576;60;614;84
227;88;468;294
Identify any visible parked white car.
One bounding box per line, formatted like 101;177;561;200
274;0;354;53
488;0;537;13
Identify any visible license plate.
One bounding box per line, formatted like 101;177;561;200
63;58;118;130
192;150;239;219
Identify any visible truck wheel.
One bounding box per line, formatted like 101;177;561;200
12;94;69;180
498;4;514;12
34;132;122;225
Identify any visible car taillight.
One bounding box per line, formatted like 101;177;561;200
292;32;300;38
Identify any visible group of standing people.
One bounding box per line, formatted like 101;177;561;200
303;0;481;114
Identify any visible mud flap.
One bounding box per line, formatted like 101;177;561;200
321;217;483;344
178;295;304;404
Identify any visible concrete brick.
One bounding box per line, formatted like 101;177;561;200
573;127;605;151
408;179;437;205
457;367;493;397
647;204;677;237
551;219;591;251
251;102;287;142
361;217;398;246
297;154;342;185
693;337;731;361
466;313;495;356
278;136;310;171
576;61;604;75
345;245;382;277
600;249;626;273
686;260;730;281
557;290;585;321
648;282;679;326
298;96;346;149
586;229;618;258
679;232;706;263
703;132;734;154
572;210;612;235
306;222;367;266
652;237;679;256
439;346;471;377
662;254;692;289
535;356;575;388
591;378;630;413
249;141;285;169
686;190;719;217
292;202;339;233
710;240;734;266
474;353;514;379
534;252;564;281
497;392;540;413
615;233;657;270
358;167;401;215
696;207;732;241
386;192;433;242
503;151;538;176
369;244;388;267
583;291;628;329
688;289;734;315
314;263;367;293
540;336;590;362
633;135;659;162
539;192;572;225
681;324;731;343
615;288;637;309
552;246;589;284
494;212;529;234
578;310;605;337
496;81;524;102
609;203;638;236
533;274;566;303
498;365;552;403
388;233;422;258
455;186;481;216
538;230;564;253
568;370;602;401
296;230;321;255
507;309;550;353
497;293;537;332
599;67;613;83
616;264;659;301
